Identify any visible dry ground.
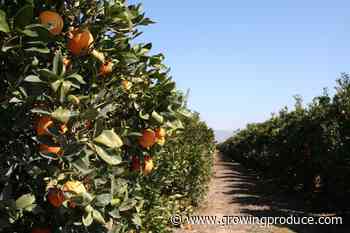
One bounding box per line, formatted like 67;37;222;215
174;152;348;233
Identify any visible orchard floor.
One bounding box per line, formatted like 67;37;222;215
174;152;349;233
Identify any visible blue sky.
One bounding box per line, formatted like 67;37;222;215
129;0;350;130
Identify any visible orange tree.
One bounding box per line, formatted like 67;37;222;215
0;0;215;232
218;74;350;209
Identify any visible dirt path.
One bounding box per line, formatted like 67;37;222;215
174;152;346;233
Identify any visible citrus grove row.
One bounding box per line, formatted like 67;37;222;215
0;1;215;233
219;74;350;210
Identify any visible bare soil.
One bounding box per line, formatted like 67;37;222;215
174;152;348;233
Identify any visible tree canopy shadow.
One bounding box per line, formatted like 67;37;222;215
217;153;350;233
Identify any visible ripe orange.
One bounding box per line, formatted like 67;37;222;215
138;129;157;149
155;128;166;138
63;57;71;67
39;144;62;155
143;155;154;175
68;30;94;56
31;228;51;233
47;188;65;208
155;128;166;145
39;11;64;35
36;116;54;136
99;61;113;77
122;80;132;90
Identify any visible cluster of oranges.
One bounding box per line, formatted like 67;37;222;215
39;10;114;76
31;180;87;233
131;155;154;176
47;180;87;208
32;9;169;232
138;128;166;149
37;10;167;170
132;128;167;175
36;116;67;156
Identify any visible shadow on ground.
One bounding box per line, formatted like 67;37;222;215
217;153;350;233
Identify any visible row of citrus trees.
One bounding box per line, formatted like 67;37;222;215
0;0;215;232
219;74;350;207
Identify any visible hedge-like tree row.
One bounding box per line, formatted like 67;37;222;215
219;74;350;208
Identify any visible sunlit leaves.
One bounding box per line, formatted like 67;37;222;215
94;144;122;165
51;107;71;123
0;10;10;33
94;130;123;149
15;194;35;210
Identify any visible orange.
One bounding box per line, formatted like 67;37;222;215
155;128;166;138
155;128;166;145
143;155;154;175
47;188;65;208
122;80;132;90
138;129;156;149
68;30;94;56
36;116;54;136
99;61;113;77
39;11;64;35
32;228;51;233
63;57;71;67
39;144;62;155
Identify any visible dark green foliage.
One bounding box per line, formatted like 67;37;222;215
219;74;350;209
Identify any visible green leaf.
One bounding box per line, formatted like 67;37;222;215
51;107;71;123
108;208;120;218
151;111;164;123
19;29;38;37
0;10;10;33
119;199;137;212
60;81;72;102
24;47;50;54
2;45;21;52
51;80;62;92
67;73;86;84
31;108;51;115
15;194;35;209
82;212;93;226
139;110;150;120
94;130;123;148
14;5;34;29
95;193;112;207
140;17;155;26
94;144;122;165
24;204;37;212
39;69;59;81
128;132;143;137
53;51;64;76
24;75;44;83
72;159;94;175
132;214;142;226
92;209;106;224
177;108;193;118
81;108;99;120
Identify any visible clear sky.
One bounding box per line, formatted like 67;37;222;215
129;0;350;131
